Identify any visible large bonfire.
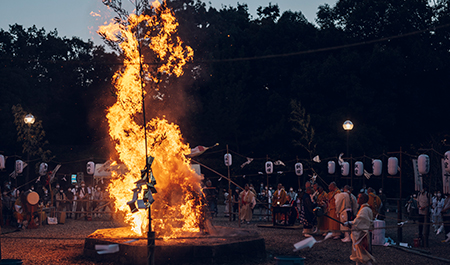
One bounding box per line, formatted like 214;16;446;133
98;0;205;238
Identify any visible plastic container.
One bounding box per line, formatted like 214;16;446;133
274;256;305;265
372;219;385;245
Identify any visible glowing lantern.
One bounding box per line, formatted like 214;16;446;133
295;163;303;176
341;162;350;176
444;151;450;173
372;159;382;176
328;161;336;174
355;161;364;177
388;157;398;175
15;160;23;174
0;155;5;169
418;154;430;175
39;163;48;176
224;153;232;166
87;161;95;175
265;161;273;174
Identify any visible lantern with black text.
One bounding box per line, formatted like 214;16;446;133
15;160;23;174
39;163;48;176
265;161;273;174
328;161;336;174
418;154;430;175
355;161;364;177
372;159;382;176
87;161;95;175
341;162;350;176
444;151;450;173
224;153;232;167
295;162;303;176
0;155;4;169
388;157;398;175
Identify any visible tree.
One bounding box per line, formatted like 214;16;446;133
12;104;53;183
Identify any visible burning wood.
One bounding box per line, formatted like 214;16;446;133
97;0;203;239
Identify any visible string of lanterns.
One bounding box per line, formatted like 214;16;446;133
215;151;447;178
2;149;450;182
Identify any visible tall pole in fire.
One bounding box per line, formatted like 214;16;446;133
134;2;154;263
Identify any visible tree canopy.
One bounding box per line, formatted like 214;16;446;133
1;0;450;192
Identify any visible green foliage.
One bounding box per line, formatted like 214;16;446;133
290;100;315;159
2;0;450;190
12;104;53;162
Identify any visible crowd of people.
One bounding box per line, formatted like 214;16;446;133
204;181;381;264
1;180;111;230
405;187;450;240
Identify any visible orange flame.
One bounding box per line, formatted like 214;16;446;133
98;1;202;238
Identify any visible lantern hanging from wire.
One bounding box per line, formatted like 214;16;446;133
295;162;303;176
372;159;382;176
388;157;398;175
265;161;273;174
418;154;430;175
328;161;336;174
355;161;364;177
341;162;350;176
224;153;232;167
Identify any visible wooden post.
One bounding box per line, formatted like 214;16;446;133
350;154;353;188
388;148;403;244
397;147;403;243
227;145;231;221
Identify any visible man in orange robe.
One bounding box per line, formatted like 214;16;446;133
327;182;341;238
367;187;381;219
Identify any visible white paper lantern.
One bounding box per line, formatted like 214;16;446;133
355;161;364;177
372;159;382;176
39;162;48;176
0;155;5;169
224;153;232;167
444;151;450;173
15;160;23;174
418;154;430;175
341;162;350;176
328;161;336;174
388;157;398;175
265;161;273;174
87;161;95;175
295;162;303;176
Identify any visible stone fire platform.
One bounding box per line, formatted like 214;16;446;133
84;226;265;264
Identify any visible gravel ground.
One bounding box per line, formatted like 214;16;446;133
1;208;450;265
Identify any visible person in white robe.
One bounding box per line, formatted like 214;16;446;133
239;184;256;224
344;192;375;265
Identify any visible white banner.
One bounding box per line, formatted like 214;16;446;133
412;159;423;192
442;159;450;195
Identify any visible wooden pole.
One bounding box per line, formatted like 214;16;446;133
227;145;231;221
397;147;403;243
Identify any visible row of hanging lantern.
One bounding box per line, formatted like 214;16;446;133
222;152;444;177
327;158;397;177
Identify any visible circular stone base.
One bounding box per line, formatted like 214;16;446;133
84;226;265;264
